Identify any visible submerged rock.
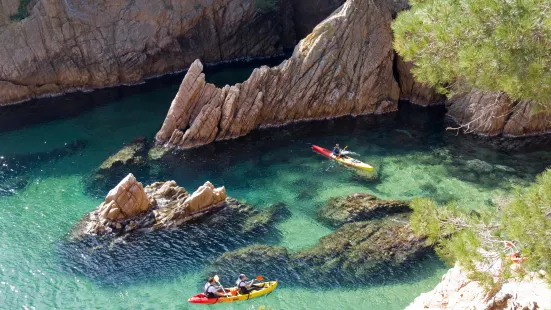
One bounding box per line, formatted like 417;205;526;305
318;193;411;227
211;213;430;287
98;137;148;172
73;174;228;237
87;138;150;194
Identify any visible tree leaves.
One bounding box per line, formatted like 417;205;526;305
409;169;551;289
393;0;551;107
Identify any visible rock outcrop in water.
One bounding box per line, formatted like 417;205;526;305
74;173;227;237
210;194;431;287
406;264;551;310
155;0;407;149
317;192;411;227
0;0;346;106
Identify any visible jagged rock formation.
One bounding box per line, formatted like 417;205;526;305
406;264;551;310
317;193;411;227
98;173;150;222
0;0;346;106
446;91;551;137
75;173;227;237
155;0;405;149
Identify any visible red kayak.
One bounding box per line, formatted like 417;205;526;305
312;145;373;171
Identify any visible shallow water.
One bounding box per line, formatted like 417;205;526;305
0;61;550;309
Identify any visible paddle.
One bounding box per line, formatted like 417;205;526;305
337;146;348;159
213;275;229;296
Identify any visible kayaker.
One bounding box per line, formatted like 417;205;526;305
204;277;227;298
332;144;341;157
236;274;262;294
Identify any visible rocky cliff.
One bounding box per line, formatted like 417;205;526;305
155;0;410;149
446;91;551;137
0;0;344;106
406;264;551;310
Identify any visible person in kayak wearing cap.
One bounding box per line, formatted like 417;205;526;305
332;144;341;157
204;277;227;298
236;274;262;295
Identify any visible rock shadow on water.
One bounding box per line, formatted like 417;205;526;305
57;202;290;287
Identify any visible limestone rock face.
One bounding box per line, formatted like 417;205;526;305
98;173;150;221
156;0;403;149
406;264;551;310
0;0;307;106
446;91;551;136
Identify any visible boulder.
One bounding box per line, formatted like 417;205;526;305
317;193;411;227
74;175;231;237
98;173;150;221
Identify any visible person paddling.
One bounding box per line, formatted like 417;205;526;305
236;274;262;294
204;277;227;298
332;144;341;157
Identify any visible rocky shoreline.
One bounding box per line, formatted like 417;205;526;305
406;264;551;310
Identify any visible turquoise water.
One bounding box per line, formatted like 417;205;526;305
0;62;550;309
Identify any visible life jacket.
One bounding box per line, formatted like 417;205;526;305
204;284;217;298
238;280;248;294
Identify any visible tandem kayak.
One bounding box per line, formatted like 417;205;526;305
312;145;373;171
188;281;278;304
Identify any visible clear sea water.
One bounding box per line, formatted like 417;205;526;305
0;60;550;309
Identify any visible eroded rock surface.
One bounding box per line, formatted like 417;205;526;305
406;264;551;310
446;91;551;137
155;0;404;149
0;0;321;105
75;174;227;237
318;193;411;227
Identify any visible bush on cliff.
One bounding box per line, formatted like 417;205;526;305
409;169;551;288
392;0;551;108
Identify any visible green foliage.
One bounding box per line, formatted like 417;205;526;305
9;0;31;22
392;0;551;107
410;169;551;288
256;0;279;13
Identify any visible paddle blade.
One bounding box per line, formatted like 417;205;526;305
256;276;264;281
214;275;220;282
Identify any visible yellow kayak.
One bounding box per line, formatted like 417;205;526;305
188;281;278;304
312;145;373;171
